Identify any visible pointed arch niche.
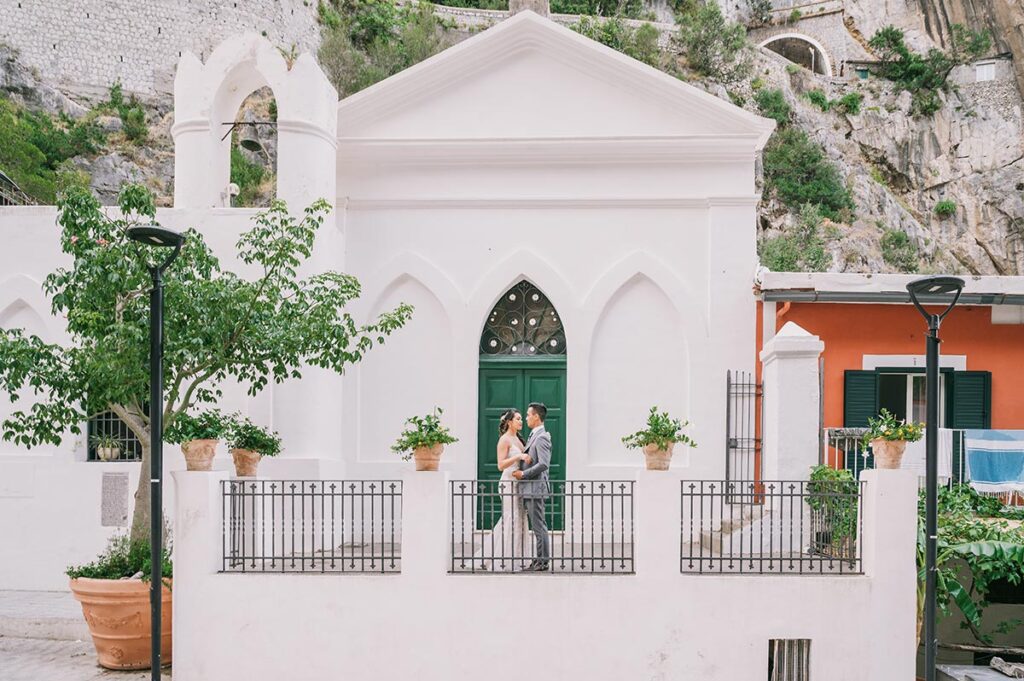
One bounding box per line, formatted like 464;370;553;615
588;274;688;465
356;275;454;462
477;280;567;526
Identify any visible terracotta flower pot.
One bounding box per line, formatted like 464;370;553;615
870;438;907;469
231;448;262;477
643;442;675;471
69;577;171;670
182;439;218;471
413;444;444;471
96;447;121;462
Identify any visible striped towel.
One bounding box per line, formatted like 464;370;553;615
965;430;1024;493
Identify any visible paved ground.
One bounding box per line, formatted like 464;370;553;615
0;591;170;680
0;637;171;681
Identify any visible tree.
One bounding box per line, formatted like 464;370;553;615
0;184;413;544
676;2;751;83
868;24;990;116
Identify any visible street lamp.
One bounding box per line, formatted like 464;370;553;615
906;275;964;681
127;224;184;680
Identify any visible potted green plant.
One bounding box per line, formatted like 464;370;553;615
391;407;458;471
165;410;226;471
621;406;697;470
67;533;172;670
90;434;121;462
806;464;859;559
226;416;282;477
862;408;924;469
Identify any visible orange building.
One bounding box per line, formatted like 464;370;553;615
756;272;1024;470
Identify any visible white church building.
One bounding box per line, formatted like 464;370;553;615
0;12;919;680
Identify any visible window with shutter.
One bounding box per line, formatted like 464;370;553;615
843;370;878;427
950;371;991;429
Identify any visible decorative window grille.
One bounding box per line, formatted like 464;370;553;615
480;280;566;356
769;639;810;681
88;410;144;462
975;62;995;82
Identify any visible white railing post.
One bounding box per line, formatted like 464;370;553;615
860;468;918;681
760;321;825;481
172;470;229;681
400;470;450;578
634;470;680;579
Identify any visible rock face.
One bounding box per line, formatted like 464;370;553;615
751;44;1024;274
0;44;87;119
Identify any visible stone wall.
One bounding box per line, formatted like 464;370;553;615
0;0;321;97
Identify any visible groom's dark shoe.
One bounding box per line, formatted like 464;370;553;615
521;561;539;572
533;562;550;572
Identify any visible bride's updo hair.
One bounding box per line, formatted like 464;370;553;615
498;408;520;436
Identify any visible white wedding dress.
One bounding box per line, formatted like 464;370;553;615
475;442;532;571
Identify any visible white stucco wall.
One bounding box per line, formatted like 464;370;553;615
171;468;918;681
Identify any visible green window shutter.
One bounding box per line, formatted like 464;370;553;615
844;370;878;427
951;371;992;429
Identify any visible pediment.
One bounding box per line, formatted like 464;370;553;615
336;12;774;147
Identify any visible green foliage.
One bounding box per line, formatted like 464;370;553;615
552;0;646;18
806;464;859;550
880;228;918;272
763;127;854;222
754;88;790;126
677;2;751;83
788;8;801;23
805;89;830;111
164;409;228;444
317;0;343;28
227;416;282;456
102;82;148;143
750;77;764;90
869;24;990;117
918;486;1024;644
934;199;957;217
832;92;862;115
390;407;458;459
90;433;120;450
621;406;697;451
746;0;773;26
229;145;267;207
0;185;412;539
318;2;454;97
758;203;831;272
0;94;105;203
66;533;172;581
862;407;923;444
784;63;800;75
571;17;661;67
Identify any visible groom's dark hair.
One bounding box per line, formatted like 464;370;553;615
527;402;547;422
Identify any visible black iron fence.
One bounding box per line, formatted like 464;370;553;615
450;480;634;574
680;480;864;575
222;480;402;573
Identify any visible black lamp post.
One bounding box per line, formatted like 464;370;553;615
127;224;184;680
906;275;964;681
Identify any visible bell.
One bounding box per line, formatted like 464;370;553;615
238;124;265;154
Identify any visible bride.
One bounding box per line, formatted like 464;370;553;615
475;408;532;571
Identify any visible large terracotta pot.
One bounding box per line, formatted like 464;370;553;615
231;448;262;477
871;438;907;469
413;444;444;471
182;439;218;471
643;442;675;471
69;577;171;670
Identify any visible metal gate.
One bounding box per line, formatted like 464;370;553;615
725;370;762;490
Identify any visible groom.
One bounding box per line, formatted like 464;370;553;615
512;402;551;572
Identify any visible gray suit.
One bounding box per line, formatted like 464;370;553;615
520;425;552;564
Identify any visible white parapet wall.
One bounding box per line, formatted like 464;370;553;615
173;468;917;681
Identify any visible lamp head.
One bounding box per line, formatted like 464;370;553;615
127;225;185;249
906;275;965;324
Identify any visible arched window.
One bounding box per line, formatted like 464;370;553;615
480;280;566;356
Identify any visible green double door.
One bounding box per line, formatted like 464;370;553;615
477;358;566;530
